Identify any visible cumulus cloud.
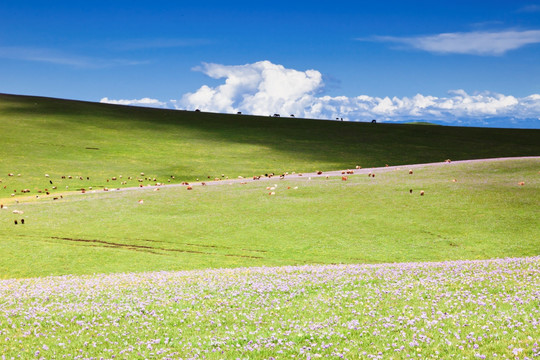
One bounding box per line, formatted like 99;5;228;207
180;61;323;116
368;30;540;55
100;97;168;108
178;61;540;125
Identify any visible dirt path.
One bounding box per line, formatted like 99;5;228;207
4;156;538;204
111;156;540;192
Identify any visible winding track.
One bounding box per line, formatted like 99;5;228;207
110;156;540;193
3;157;538;204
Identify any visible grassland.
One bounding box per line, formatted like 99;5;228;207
1;157;538;278
0;93;539;358
1;93;539;279
1;93;539;202
0;257;538;359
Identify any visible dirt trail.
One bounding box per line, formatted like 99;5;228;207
4;157;538;203
109;156;540;193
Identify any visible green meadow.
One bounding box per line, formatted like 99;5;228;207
0;93;539;278
1;157;538;278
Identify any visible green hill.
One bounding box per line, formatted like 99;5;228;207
1;93;539;200
0;93;539;279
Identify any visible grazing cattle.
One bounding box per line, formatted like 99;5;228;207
346;170;354;174
53;197;59;200
409;170;413;175
8;173;13;177
112;177;117;181
62;176;66;179
519;182;525;186
368;173;372;177
21;219;24;225
342;176;348;181
452;179;457;182
273;114;280;117
68;176;73;179
201;182;206;186
420;190;425;196
356;165;361;169
186;185;193;190
138;199;144;204
410;189;413;193
0;204;2;209
372;174;376;178
269;191;275;195
49;180;53;184
14;220;17;225
45;174;49;177
317;171;323;175
445;159;452;163
371;119;377;123
13;210;23;214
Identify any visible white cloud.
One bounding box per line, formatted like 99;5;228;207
178;61;540;124
370;30;540;55
100;97;168;108
180;61;323;115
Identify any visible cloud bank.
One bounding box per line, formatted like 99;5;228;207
368;30;540;55
102;61;540;127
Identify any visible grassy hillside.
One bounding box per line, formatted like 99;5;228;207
1;93;539;202
1;158;538;278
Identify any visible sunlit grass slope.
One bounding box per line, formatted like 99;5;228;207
1;158;538;278
1;93;539;202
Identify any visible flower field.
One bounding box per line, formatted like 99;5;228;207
1;257;538;359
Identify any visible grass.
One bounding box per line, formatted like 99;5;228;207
1;158;538;278
0;257;538;358
1;93;539;202
0;93;539;358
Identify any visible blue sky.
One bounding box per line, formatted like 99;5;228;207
1;1;540;127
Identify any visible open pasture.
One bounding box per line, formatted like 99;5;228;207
1;93;540;202
1;158;538;278
0;257;538;359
